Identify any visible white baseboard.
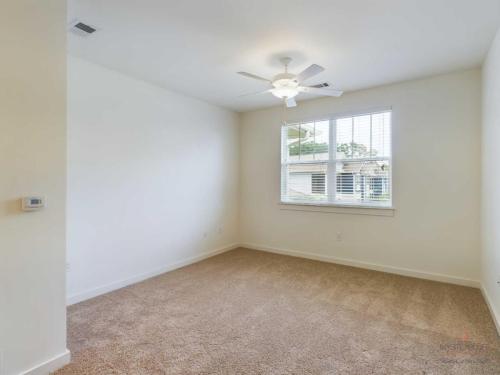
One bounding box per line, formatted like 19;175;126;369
21;349;70;375
481;285;500;336
241;243;480;288
67;243;239;305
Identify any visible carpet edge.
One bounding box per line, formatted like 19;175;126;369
241;242;480;288
21;349;70;375
481;285;500;336
66;243;239;305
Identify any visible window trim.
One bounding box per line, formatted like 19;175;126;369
278;201;395;217
280;107;393;209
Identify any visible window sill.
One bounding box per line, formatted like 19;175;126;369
278;201;395;216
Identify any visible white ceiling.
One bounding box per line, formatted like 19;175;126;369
68;0;500;112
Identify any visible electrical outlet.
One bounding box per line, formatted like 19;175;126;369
66;262;71;272
336;232;342;241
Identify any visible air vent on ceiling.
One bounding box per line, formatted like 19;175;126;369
69;20;98;37
74;22;96;34
310;82;330;88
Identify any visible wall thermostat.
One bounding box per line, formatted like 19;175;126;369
21;196;46;211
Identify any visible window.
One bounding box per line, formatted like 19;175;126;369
311;173;326;194
281;110;392;207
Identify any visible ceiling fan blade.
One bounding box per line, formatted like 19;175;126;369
309;82;330;88
300;86;343;97
238;89;272;97
285;97;297;108
296;64;325;83
237;72;271;82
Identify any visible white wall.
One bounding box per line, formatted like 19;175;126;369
240;70;481;285
67;56;239;303
0;2;68;375
482;28;500;330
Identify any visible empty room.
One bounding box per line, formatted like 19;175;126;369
2;0;500;374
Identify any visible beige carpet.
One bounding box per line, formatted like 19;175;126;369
55;248;500;374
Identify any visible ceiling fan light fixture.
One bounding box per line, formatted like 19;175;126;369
271;78;299;98
271;87;299;99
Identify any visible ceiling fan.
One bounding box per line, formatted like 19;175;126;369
237;57;343;108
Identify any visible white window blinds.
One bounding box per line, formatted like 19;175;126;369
281;110;392;207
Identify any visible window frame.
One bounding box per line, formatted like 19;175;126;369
280;107;393;209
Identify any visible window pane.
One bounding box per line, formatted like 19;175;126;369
285;121;330;161
371;112;391;157
300;122;315;161
313;120;329;160
337;112;391;160
336;160;391;205
336;117;353;158
353;115;371;158
287;124;300;161
282;163;328;202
